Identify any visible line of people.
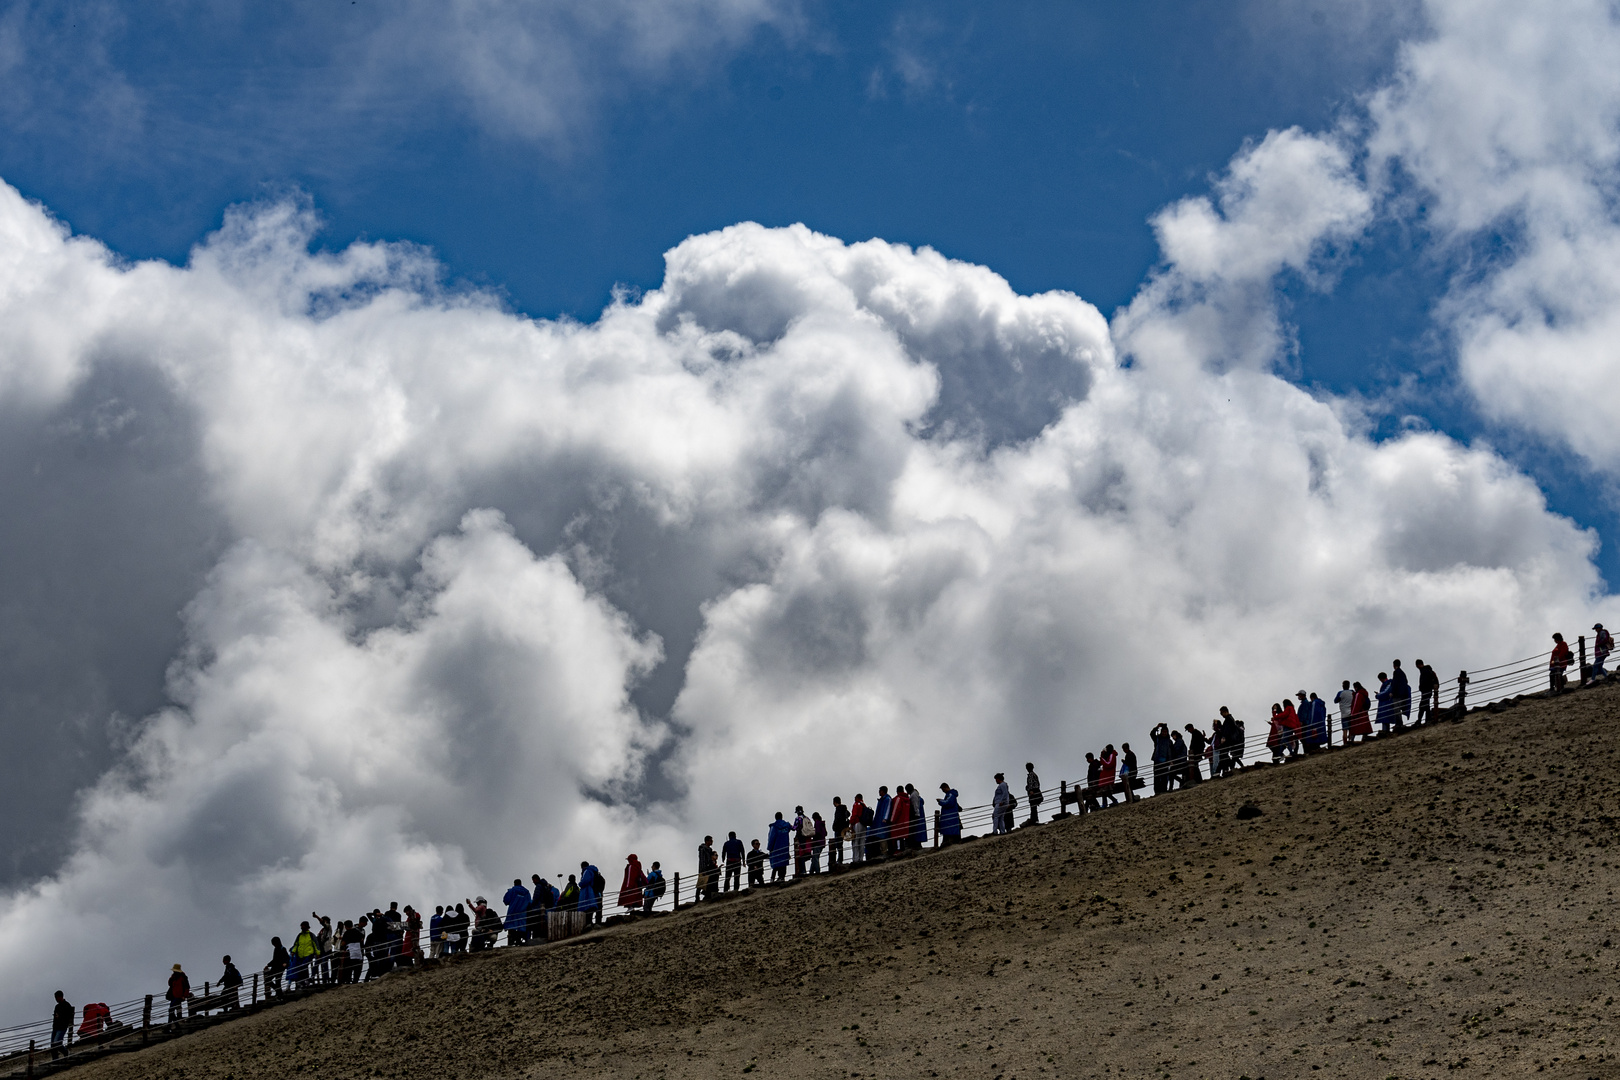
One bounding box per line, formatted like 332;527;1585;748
49;632;1613;1055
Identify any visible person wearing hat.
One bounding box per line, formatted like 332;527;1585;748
164;964;191;1028
1550;632;1573;693
1590;624;1613;684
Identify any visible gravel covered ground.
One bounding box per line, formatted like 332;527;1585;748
74;682;1620;1080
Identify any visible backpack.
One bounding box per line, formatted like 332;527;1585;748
800;817;815;839
1008;795;1018;810
861;806;874;827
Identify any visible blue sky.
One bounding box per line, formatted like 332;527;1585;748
6;1;1408;339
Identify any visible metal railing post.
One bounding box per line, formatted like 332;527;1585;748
673;872;681;911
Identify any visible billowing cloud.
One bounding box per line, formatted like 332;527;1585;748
1368;0;1620;467
0;147;1607;1018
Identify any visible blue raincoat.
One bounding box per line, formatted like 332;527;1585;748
503;884;531;931
937;789;961;838
578;865;601;908
767;818;793;869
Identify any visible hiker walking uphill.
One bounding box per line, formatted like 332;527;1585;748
165;964;191;1027
1416;660;1441;724
1391;659;1412;728
219;956;243;1010
50;991;72;1059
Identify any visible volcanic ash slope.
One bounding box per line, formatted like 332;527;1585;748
78;686;1620;1079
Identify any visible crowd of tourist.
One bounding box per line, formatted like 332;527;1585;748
39;630;1615;1055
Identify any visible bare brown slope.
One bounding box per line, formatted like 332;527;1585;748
76;686;1620;1080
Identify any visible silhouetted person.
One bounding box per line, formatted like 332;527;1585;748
166;964;191;1026
829;798;849;870
1591;624;1613;684
1415;660;1440;724
51;991;72;1059
747;839;766;887
263;937;288;996
642;861;665;912
992;774;1011;834
1551;632;1573;692
698;836;719;900
1391;659;1411;728
722;831;745;891
1024;762;1043;824
219;956;243;1010
1120;741;1139;797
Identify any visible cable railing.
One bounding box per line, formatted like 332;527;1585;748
0;641;1592;1074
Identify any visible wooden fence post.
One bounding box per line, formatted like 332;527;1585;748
141;996;152;1044
251;972;258;1006
1581;634;1590;683
26;1037;34;1077
673;872;681;911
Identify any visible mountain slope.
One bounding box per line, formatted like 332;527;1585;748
75;685;1620;1080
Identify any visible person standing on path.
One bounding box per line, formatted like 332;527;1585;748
747;840;766;887
1099;745;1120;805
873;788;893;859
642;862;666;913
829;798;849;870
50;991;73;1059
887;789;911;854
1182;726;1207;782
219;956;242;1009
1024;762;1043;825
1590;624;1613;684
722;831;745;892
937;783;961;844
1119;742;1139;798
166;964;191;1026
1550;633;1573;693
812;811;828;871
909;785;927;850
1391;659;1412;728
579;863;604;924
1375;673;1397;733
698;836;720;900
850;794;868;865
1150;724;1174;793
767;813;793;883
290;921;318;986
1334;680;1354;743
616;857;645;913
1415;660;1440;725
992;773;1011;834
506;878;534;941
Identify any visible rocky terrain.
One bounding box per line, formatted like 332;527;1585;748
73;683;1620;1080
